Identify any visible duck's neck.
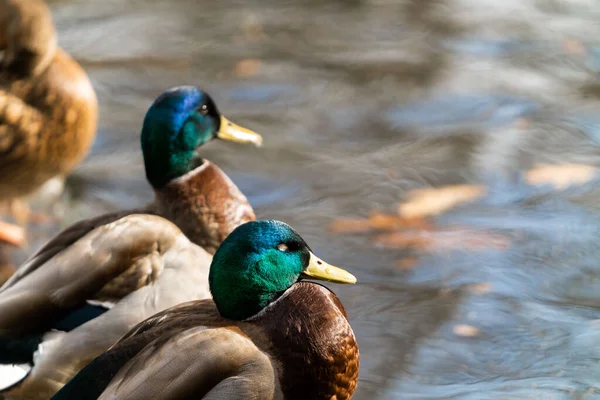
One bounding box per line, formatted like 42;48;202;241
151;161;255;254
248;282;359;400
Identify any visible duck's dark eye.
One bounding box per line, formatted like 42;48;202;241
198;104;208;115
276;243;288;252
277;241;301;252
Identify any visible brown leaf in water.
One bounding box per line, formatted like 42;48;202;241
372;231;433;248
234;59;262;77
372;227;510;251
0;221;25;247
453;324;479;337
328;212;432;234
562;39;586;55
515;117;530;129
398;184;486;218
469;282;493;295
438;227;511;250
525;163;598;190
328;218;373;233
369;211;433;231
396;257;419;270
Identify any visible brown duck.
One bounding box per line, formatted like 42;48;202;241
0;0;98;245
52;220;360;400
0;85;262;400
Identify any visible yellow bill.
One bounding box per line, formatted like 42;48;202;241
301;252;357;284
217;116;263;147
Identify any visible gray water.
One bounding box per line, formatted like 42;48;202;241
17;0;600;398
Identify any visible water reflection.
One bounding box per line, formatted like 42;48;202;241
14;0;600;398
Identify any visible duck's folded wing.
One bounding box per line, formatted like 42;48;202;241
0;214;185;334
95;327;278;400
0;208;143;290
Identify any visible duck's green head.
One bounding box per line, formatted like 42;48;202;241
141;86;262;188
209;220;357;320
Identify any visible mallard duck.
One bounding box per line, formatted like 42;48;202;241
0;85;262;400
52;220;360;400
0;0;98;245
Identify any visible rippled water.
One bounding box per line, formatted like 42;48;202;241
14;0;600;398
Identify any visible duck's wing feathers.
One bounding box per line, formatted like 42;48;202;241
0;213;182;335
52;301;280;400
0;219;212;398
99;327;277;400
0;208;146;290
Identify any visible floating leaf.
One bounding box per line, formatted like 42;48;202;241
328;218;373;233
372;231;432;249
369;211;433;231
372;227;510;251
438;227;511;250
398;184;486;218
328;212;432;234
453;324;480;337
396;257;419;270
525;163;598;190
562;39;586;55
234;59;262;78
514;117;530;129
469;282;493;295
0;221;25;247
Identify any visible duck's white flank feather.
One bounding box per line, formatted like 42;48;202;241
0;363;31;390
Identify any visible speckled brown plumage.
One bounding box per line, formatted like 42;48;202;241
0;0;98;201
51;282;359;400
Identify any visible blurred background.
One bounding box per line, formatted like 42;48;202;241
13;0;600;398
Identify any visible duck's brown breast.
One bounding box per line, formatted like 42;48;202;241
247;282;360;400
152;161;255;253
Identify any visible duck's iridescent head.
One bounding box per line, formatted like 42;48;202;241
141;86;262;188
209;220;357;320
